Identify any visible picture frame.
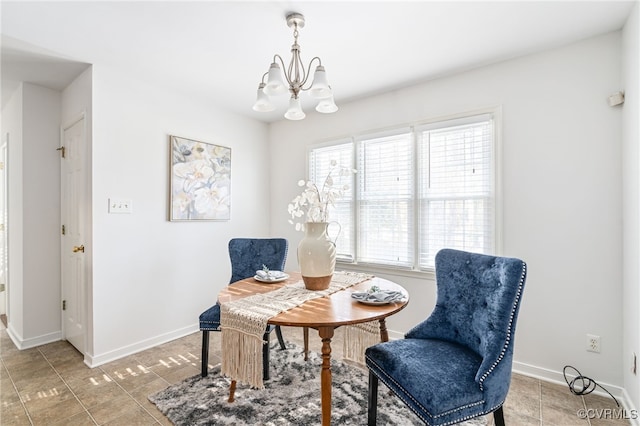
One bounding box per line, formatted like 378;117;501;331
169;135;231;221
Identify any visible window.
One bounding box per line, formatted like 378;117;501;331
357;130;414;267
308;111;497;272
309;141;354;260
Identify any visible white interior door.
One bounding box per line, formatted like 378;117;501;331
61;115;87;353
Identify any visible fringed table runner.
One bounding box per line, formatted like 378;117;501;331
342;320;382;365
220;271;376;389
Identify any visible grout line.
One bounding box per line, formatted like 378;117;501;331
98;339;206;424
582;395;592;426
96;356;171;425
538;378;543;426
0;356;35;426
37;345;99;425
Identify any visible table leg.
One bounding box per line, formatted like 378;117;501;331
228;380;236;403
318;326;335;426
378;318;389;342
303;327;309;361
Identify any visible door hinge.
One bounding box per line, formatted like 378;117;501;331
56;146;66;158
61;224;66;235
62;300;66;311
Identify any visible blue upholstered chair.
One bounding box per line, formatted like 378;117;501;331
199;238;289;379
365;249;527;426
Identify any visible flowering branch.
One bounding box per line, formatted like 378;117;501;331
288;160;356;231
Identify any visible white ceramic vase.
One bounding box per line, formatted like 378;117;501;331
298;222;336;291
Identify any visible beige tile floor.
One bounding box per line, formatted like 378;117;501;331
0;322;630;425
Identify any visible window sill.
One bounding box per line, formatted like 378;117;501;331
336;261;436;282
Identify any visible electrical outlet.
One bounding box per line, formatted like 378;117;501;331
587;334;601;353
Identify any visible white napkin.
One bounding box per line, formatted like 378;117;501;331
351;290;404;303
255;270;286;280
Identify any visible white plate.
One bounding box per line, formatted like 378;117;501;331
355;299;393;306
254;273;289;283
351;293;406;305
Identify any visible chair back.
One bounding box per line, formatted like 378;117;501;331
228;238;288;283
428;249;527;385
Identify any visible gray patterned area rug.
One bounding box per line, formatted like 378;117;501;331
149;343;487;425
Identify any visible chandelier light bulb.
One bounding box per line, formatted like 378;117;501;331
315;95;338;114
264;62;287;96
285;96;306;120
252;83;275;112
309;66;332;99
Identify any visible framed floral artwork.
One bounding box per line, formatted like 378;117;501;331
169;135;231;221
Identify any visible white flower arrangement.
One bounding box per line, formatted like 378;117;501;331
288;160;357;231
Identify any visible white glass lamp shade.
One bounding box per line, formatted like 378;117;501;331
315;95;338;114
263;62;288;96
309;66;332;99
284;96;306;120
252;83;275;112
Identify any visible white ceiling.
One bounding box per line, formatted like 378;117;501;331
1;1;636;123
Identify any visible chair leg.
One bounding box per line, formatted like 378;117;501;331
493;406;505;426
368;371;379;426
201;330;210;377
262;331;270;381
275;325;286;350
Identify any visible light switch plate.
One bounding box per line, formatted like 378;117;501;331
108;198;133;214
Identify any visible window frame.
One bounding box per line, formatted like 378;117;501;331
306;107;503;278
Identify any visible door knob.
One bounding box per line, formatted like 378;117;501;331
73;245;85;253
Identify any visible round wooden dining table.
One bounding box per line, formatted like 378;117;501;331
217;271;409;426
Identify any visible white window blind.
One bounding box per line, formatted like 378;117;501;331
309;142;354;260
307;111;496;272
417;115;494;269
357;130;414;267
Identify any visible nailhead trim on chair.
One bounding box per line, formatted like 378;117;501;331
367;253;524;426
478;261;527;391
366;355;486;425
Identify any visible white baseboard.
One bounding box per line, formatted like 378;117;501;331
512;360;627;399
513;361;640;422
387;329;403;341
84;323;199;368
621;388;640;426
513;360;626;397
6;324;61;350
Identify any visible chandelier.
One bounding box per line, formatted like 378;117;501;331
252;13;338;120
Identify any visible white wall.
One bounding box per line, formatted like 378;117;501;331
622;1;640;411
3;85;24;339
87;65;271;365
22;84;62;341
271;33;624;388
2;83;62;348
